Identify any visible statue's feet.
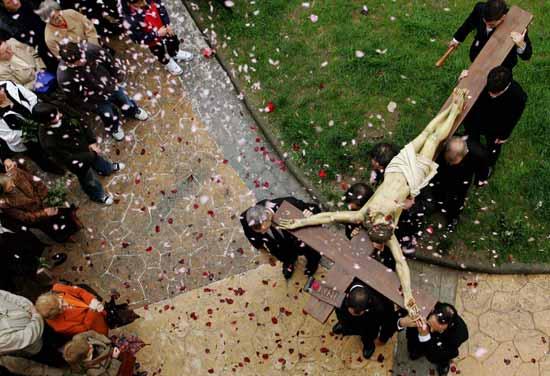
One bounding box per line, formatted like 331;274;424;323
451;87;469;111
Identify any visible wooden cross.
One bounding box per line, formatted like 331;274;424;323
441;6;533;138
273;6;533;324
274;201;438;322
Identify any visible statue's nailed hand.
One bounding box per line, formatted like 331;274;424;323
406;297;421;321
277;218;300;230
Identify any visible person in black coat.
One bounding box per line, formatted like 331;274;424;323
34;102;125;205
368;142;399;186
431;136;491;227
342;183;373;240
332;283;399;359
0;0;58;72
398;302;468;376
462;66;527;166
240;196;321;279
450;0;532;70
0;81;64;174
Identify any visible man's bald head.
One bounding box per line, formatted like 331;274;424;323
444;137;468;166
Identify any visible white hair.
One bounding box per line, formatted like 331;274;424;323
35;0;61;22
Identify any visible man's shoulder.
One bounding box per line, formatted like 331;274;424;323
509;81;527;101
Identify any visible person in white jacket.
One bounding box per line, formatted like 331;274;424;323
0;290;64;376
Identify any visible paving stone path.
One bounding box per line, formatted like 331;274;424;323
48;1;549;374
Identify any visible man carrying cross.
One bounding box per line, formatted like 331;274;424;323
279;88;469;319
449;0;532;70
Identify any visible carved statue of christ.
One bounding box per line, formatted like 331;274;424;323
279;88;469;318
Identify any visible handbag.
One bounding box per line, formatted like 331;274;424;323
34;71;57;94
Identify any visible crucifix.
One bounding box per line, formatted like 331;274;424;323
276;6;533;322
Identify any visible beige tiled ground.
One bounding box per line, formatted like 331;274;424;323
454;274;550;375
118;263;395;375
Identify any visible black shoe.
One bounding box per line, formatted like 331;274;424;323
304;262;319;276
51;252;67;267
332;323;344;335
362;342;375;359
436;363;450;376
282;263;295;280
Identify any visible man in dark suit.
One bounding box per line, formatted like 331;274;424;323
332;283;399;359
399;302;469;376
240;196;321;279
431;136;491;227
342;183;373;240
462;66;527;166
449;0;532;70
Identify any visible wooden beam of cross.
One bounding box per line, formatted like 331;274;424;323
439;6;533;145
273;201;438;322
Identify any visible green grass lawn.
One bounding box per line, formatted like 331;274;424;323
188;0;549;263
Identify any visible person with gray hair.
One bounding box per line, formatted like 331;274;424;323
240;197;322;279
430;136;491;228
36;0;100;59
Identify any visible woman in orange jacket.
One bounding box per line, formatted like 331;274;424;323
35;283;108;337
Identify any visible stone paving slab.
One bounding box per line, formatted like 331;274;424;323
392;261;459;375
116;263;395;375
164;0;310;203
49;40;273;306
454;273;550;375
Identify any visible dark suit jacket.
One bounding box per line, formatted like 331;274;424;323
406;305;469;364
431;139;491;220
335;283;398;343
240;197;320;263
453;2;532;69
463;80;527;142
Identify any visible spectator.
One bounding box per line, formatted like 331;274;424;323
0;158;81;242
57;42;149;141
369;142;399;186
36;0;100;60
0;289;44;356
0;31;46;90
431;136;491;228
0;223;67;293
121;0;194;76
398;302;468;376
35;283;109;338
59;0;122;38
332;283;398;359
0;0;58;72
0;80;64;174
342;182;373;239
34;103;124;205
450;0;532;70
63;330;137;376
240;197;321;279
462;66;527;166
0;290;64;376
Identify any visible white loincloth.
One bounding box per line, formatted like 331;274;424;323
384;142;438;197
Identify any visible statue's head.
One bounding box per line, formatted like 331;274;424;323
366;211;394;243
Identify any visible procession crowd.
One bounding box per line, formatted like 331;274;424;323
0;0;531;375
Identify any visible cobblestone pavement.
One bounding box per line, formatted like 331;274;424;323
50;41;273;305
117;264;395;376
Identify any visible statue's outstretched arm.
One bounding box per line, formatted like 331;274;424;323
277;210;363;230
387;234;419;318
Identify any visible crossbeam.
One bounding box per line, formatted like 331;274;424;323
274;201;438;320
